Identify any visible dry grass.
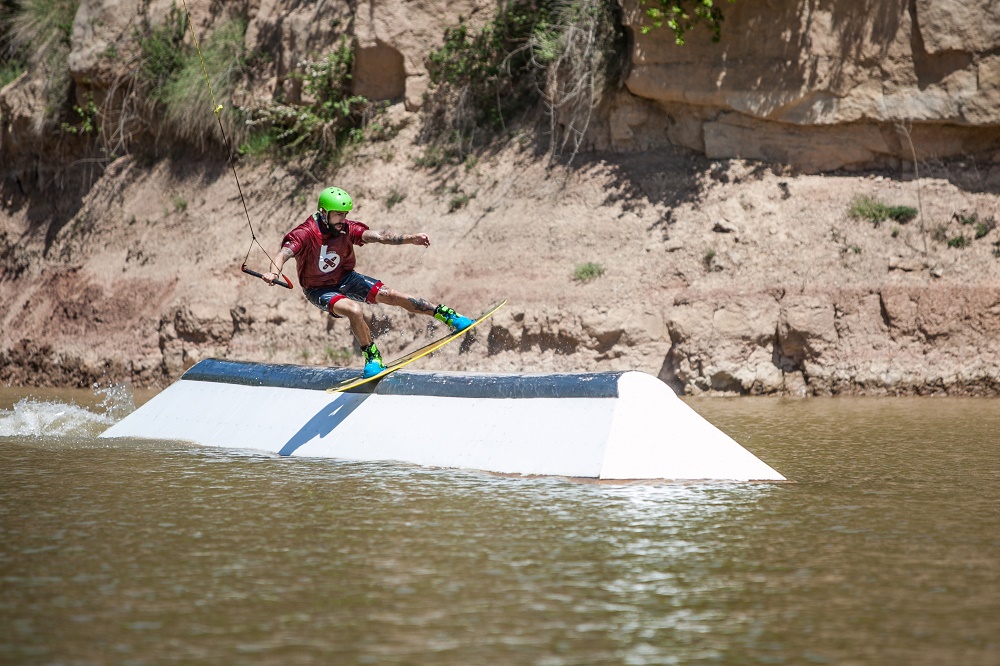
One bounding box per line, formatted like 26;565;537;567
531;0;622;164
4;0;78;129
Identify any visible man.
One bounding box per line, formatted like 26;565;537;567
263;186;472;377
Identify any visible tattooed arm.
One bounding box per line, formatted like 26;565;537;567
263;246;295;285
362;229;431;247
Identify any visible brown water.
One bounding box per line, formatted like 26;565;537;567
1;387;998;665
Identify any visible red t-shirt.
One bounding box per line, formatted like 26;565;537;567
281;214;369;288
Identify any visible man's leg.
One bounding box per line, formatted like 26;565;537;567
374;287;436;315
331;298;373;346
331;298;384;377
375;287;473;332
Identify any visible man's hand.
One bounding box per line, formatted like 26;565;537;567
263;247;294;285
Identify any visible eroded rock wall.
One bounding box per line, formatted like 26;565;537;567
660;285;1000;396
604;0;1000;172
6;0;999;175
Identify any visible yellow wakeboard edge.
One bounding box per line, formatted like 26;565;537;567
326;300;506;393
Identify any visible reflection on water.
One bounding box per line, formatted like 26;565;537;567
1;389;998;665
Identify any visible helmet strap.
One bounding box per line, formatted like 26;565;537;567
317;209;334;233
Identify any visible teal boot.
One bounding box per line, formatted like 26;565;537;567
361;342;385;378
434;305;473;333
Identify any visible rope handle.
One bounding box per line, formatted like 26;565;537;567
241;264;293;290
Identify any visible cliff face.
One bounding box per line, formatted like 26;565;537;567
1;0;999;396
6;0;1000;175
602;0;1000;172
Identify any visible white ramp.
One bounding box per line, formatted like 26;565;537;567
100;359;785;481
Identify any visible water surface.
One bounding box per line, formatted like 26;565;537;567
1;388;998;664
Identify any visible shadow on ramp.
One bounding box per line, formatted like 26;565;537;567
278;392;371;456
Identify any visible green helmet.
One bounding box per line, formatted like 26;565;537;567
318;187;353;212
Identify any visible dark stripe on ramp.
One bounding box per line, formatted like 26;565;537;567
181;358;623;399
182;358;354;391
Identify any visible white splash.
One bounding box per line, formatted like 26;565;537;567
0;383;136;439
93;382;137;421
0;398;113;438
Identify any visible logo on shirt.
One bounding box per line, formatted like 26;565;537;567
318;245;341;273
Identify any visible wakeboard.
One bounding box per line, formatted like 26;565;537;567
326;300;506;393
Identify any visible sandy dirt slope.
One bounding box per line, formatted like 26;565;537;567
2;110;999;394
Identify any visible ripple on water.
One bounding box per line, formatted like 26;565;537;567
1;393;999;665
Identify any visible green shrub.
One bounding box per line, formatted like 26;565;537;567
849;196;917;227
887;205;918;223
421;0;556;156
448;192;472;212
133;9;251;151
975;216;996;240
60;96;100;134
413;145;447;168
159;18;250;149
238;130;276;157
953;211;978;226
849;195;890;224
639;0;736;44
955;212;997;240
5;0;78;116
421;0;622;162
420;8;547;163
427;9;546;126
245;36;373;155
0;61;26;88
947;234;969;249
138;6;188;99
703;248;716;268
573;262;605;282
386;189;406;209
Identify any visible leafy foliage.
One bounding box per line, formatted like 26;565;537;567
532;0;623;162
953;211;998;240
421;0;624;164
238;130;276;157
160;18;250;150
428;8;548;128
573;261;605;282
245;37;375;155
2;0;78;119
138;5;188;101
639;0;736;45
420;2;557;161
947;234;969;249
975;218;996;240
849;196;918;227
385;189;406;209
0;60;24;87
60;96;100;134
887;205;918;223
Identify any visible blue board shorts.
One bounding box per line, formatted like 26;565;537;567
303;271;384;318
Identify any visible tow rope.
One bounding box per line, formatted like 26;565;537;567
178;0;292;290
